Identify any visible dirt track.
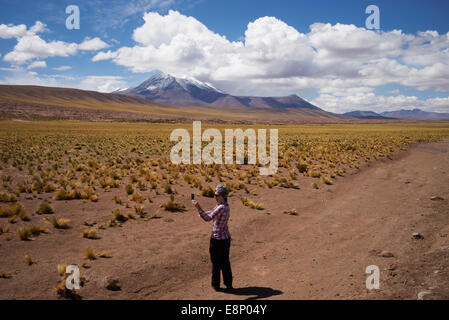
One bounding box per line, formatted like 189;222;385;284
157;139;449;300
1;139;448;300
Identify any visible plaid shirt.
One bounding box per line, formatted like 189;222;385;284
198;200;231;240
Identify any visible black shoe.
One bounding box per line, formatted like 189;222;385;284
223;286;235;292
212;285;221;292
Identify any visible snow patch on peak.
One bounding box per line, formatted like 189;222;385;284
175;75;223;93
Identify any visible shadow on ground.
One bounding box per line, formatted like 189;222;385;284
222;286;283;300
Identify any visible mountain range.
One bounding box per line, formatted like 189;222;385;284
0;84;345;122
380;109;449;120
115;72;320;110
0;71;447;122
345;109;449;120
344;110;391;119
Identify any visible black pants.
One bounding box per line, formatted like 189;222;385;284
209;237;233;288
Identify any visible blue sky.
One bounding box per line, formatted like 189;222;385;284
0;0;448;113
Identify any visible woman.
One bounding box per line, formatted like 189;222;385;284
192;184;233;292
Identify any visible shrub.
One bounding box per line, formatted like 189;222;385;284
18;225;46;240
36;201;54;215
162;195;186;212
24;254;35;265
125;184;134;195
297;163;308;173
201;186;215;198
113;196;122;205
83;228;98;239
0;192;16;203
83;248;97;260
134;205;145;217
131;191;144;203
51;216;70;229
282;209;298;216
241;197;264;210
112;208;128;222
320;176;333;185
18;210;30;221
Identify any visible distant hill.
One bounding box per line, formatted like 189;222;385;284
0;84;347;122
116;72;321;110
344;110;392;119
381;109;449;120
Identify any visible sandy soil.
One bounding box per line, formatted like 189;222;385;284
0;139;448;300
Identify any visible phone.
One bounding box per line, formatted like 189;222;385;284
191;193;195;200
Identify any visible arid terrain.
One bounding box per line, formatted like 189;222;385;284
0;121;448;300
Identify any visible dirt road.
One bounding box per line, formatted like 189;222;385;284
157;139;449;300
1;140;448;300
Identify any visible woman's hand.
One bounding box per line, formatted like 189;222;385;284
192;200;200;209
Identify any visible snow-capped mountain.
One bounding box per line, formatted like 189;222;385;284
115;72;321;110
115;72;227;106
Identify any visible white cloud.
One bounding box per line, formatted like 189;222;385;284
78;37;110;51
93;10;449;101
388;89;400;94
2;22;109;64
0;68;126;93
92;50;118;62
0;69;61;87
0;23;27;39
312;91;449;114
53;65;72;71
79;75;128;93
27;60;47;69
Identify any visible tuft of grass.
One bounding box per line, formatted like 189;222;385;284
241;197;264;210
311;182;319;189
297;163;308;173
150;210;162;220
54;189;69;200
83;248;97;260
126;211;136;220
97;250;109;258
18;225;46;240
201;186;215;198
162;183;174;194
113;196;122;205
282;209;299;216
36;201;54;215
112;208;128;222
18;210;30;221
125;184;134;195
57;264;67;277
0;272;11;279
1;203;25;217
133;205;145;217
24;254;35;265
161;195;186;212
0;192;16;203
82;228;98;239
51;216;70;229
320;176;333;185
131;191;144;203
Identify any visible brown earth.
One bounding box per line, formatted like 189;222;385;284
0;139;448;300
